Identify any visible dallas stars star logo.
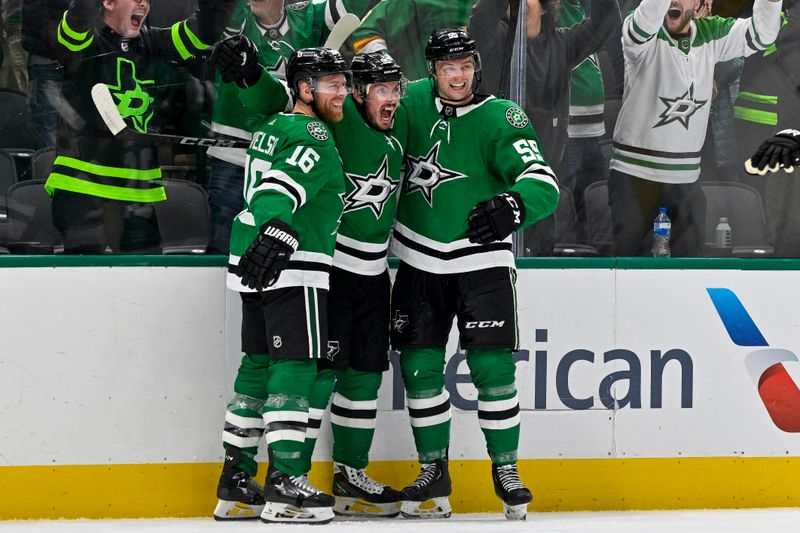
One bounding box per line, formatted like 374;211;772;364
107;57;155;134
343;157;398;219
405;141;467;207
653;84;708;129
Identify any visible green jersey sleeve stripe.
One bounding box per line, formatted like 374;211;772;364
630;14;652;39
46;174;166;202
733;106;778;126
171;22;192;60
738;91;778;105
182;21;212;51
60;11;91;40
54;156;162;180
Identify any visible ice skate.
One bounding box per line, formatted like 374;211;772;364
260;466;335;524
332;462;401;517
213;449;265;521
492;463;532;521
399;459;452;519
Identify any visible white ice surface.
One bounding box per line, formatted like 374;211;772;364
2;509;800;533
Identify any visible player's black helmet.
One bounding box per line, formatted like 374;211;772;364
350;52;408;99
424;28;482;77
286;47;352;97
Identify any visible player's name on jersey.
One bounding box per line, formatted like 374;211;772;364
251;130;279;156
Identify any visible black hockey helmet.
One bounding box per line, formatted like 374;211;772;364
424;28;482;77
350;52;408;99
286;47;352;97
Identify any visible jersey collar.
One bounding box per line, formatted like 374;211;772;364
256;12;289;40
435;93;493;118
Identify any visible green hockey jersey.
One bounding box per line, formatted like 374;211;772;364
209;0;348;165
394;80;560;274
227;112;345;292
353;0;474;81
559;0;606;138
327;97;407;275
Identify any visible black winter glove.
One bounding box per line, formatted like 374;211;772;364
747;129;800;173
465;191;526;244
231;220;298;290
210;34;262;88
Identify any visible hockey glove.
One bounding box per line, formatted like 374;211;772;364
746;129;800;175
465;191;526;244
210;35;263;88
232;220;299;291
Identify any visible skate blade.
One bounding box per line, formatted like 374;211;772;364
260;502;334;524
212;499;264;520
334;496;400;517
399;497;452;519
503;502;528;521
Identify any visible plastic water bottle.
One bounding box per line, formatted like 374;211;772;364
652;207;671;257
715;217;732;248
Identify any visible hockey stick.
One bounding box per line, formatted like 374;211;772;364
91;83;251;149
323;13;360;50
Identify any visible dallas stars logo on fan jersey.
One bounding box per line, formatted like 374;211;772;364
654;83;708;129
405;141;467;207
343;157;398;219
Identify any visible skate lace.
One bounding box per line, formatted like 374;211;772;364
346;467;386;494
496;464;525;491
409;463;438;489
289;474;322;497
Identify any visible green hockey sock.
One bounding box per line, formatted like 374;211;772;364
467;348;520;464
262;359;317;476
300;367;337;473
400;347;450;463
330;368;382;469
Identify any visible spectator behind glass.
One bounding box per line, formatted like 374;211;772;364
205;0;352;255
0;0;27;93
556;0;614;222
607;0;782;257
470;0;620;171
469;0;620;255
353;0;475;81
733;0;800;256
45;0;235;255
22;0;70;147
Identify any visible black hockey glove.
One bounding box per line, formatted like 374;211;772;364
465;191;526;244
748;129;800;173
210;34;262;88
232;220;299;291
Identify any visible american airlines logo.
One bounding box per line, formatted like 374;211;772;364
708;288;800;433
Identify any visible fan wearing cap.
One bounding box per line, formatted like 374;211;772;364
389;28;560;521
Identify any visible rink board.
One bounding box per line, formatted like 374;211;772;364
1;258;800;518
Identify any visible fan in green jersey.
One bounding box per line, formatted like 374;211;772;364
213;47;349;525
206;0;351;254
391;28;560;521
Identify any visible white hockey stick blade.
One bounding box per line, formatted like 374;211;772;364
324;13;360;50
91;83;127;135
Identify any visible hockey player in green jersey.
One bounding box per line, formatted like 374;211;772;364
207;0;351;254
391;28;559;521
297;52;408;518
213;47;350;524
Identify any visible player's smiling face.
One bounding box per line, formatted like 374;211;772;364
356;81;402;131
104;0;151;38
434;57;475;104
664;0;699;36
312;73;349;123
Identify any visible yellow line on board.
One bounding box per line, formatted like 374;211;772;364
1;457;799;520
